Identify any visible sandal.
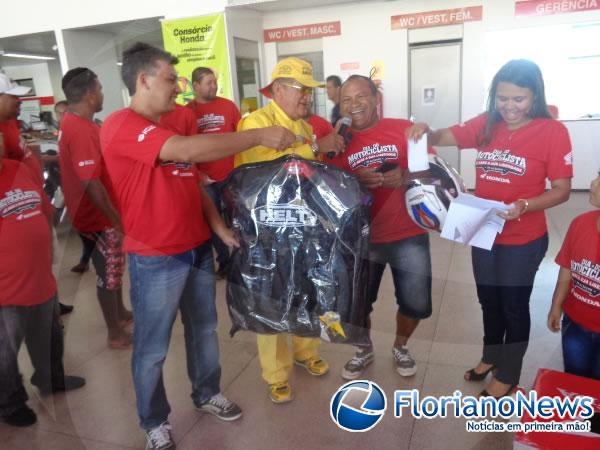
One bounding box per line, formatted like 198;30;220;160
294;356;329;376
464;364;495;381
479;384;517;399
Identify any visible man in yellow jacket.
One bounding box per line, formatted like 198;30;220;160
235;57;345;403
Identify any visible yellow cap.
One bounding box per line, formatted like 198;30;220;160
259;57;324;98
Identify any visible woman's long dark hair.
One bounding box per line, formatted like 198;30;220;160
478;59;552;146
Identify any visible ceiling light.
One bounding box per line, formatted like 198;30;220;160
0;51;56;60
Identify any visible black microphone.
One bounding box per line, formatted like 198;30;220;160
327;116;352;159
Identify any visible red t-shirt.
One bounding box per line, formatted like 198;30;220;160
330;118;427;244
307;114;334;139
556;210;600;333
100;108;210;256
450;113;573;245
186;97;241;182
0;159;56;306
58;112;113;233
0;119;44;186
160;104;197;137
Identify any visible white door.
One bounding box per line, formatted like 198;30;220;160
409;41;462;171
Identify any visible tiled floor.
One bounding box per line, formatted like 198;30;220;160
2;193;592;449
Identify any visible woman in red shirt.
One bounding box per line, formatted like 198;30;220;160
548;174;600;380
407;59;573;398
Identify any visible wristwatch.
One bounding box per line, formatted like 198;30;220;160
311;139;320;157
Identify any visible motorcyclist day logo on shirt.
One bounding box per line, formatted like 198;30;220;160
0;189;41;219
476;149;526;180
254;203;318;227
347;143;399;170
159;160;195;177
571;259;600;298
198;113;225;132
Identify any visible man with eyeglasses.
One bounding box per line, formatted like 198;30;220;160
234;57;345;403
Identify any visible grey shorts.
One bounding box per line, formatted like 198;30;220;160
367;233;432;319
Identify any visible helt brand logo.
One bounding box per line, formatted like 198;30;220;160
254;204;318;227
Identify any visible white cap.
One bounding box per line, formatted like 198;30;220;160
0;73;31;96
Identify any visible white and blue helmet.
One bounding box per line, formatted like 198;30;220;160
405;155;465;232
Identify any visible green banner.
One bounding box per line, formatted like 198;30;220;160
161;13;232;104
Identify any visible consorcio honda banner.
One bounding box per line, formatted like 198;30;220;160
161;13;232;104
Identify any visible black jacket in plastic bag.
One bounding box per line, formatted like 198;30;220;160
222;155;372;346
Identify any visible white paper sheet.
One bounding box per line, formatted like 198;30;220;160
441;193;513;250
408;135;430;172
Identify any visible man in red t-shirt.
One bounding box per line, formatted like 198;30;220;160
0;148;85;427
0;75;75;315
186;67;242;277
59;67;131;349
0;74;44;187
330;75;433;381
100;43;294;450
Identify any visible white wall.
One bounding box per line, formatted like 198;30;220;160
563;120;600;190
61;29;125;119
47;60;65;103
0;0;227;39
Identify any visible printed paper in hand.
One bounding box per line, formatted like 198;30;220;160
408;134;429;172
440;193;513;250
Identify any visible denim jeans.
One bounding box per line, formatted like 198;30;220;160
128;242;221;429
367;234;432;319
0;294;64;415
562;314;600;380
472;234;548;385
204;182;230;267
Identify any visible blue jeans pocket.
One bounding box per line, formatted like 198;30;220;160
133;254;172;271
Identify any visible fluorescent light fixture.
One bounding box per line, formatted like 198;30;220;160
0;51;56;60
116;61;123;66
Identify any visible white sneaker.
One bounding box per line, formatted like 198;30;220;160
393;346;417;377
145;421;174;450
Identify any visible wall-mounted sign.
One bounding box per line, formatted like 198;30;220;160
422;86;436;106
340;62;360;71
391;6;483;30
264;21;341;43
161;14;232;103
515;0;600;17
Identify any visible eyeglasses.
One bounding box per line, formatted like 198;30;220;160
279;82;313;96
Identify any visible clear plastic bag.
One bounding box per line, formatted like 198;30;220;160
223;155;372;346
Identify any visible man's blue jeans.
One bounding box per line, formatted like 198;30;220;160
562;313;600;380
128;242;221;429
